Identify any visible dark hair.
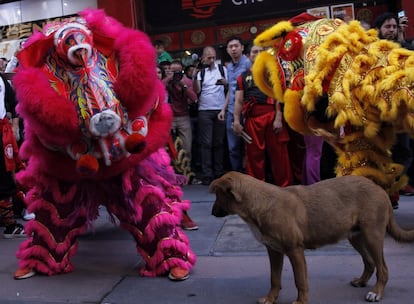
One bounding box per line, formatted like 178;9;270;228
153;39;165;47
373;12;398;30
157;65;166;79
226;36;243;47
159;60;171;68
170;59;183;68
184;64;195;74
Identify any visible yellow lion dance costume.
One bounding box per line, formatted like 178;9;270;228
252;13;414;197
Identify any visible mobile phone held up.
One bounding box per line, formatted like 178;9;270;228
215;79;225;85
398;10;405;18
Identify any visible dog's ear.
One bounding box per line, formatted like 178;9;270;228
210;176;242;202
209;176;232;193
209;179;220;193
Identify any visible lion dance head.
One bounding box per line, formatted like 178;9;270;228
252;13;414;195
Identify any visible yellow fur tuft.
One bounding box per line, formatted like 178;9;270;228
252;50;283;100
283;89;311;134
254;21;294;48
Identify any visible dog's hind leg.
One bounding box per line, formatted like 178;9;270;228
348;232;375;287
286;248;309;304
362;233;388;302
258;246;284;304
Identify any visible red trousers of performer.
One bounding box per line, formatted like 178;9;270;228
244;104;292;187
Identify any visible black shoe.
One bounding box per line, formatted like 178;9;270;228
4;223;26;239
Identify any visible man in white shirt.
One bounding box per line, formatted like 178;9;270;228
193;46;227;185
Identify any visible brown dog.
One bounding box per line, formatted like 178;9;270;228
210;171;414;304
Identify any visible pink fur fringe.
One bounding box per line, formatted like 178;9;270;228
17;149;196;277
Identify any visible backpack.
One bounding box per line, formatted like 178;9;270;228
199;64;228;95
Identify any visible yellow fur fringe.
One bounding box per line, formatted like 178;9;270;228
252;50;284;101
254;21;294;48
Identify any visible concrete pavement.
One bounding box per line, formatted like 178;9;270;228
1;184;414;304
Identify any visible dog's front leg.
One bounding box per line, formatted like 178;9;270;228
286;248;308;304
257;246;284;304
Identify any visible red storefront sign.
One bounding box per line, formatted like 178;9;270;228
182;27;216;49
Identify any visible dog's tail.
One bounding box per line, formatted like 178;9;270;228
387;204;414;242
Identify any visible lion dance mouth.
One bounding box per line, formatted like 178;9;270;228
252;13;414;195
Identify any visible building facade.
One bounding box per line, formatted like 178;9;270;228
0;0;412;60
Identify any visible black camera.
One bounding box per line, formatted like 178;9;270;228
173;70;184;81
197;61;209;70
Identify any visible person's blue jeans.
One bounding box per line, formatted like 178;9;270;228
226;112;244;172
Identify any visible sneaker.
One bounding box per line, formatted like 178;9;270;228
14;267;36;280
190;177;203;185
22;209;35;221
400;184;414;196
181;212;199;230
4;223;26;239
168;267;189;281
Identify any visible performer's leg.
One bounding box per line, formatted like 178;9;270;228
0;197;25;238
287;126;305;184
244;116;266;181
267;120;293;187
15;179;89;278
302;135;324;185
108;150;196;279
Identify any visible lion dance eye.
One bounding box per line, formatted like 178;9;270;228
54;23;93;66
278;31;303;61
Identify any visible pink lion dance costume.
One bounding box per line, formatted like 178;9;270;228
13;9;196;280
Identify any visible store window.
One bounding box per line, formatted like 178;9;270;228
0;0;97;60
0;0;97;26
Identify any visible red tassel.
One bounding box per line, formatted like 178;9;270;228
125;133;146;153
76;154;99;175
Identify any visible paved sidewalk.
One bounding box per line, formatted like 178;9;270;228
1;184;414;303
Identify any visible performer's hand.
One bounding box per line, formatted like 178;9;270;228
232;121;243;136
273;118;282;134
12;124;20;142
312;128;338;149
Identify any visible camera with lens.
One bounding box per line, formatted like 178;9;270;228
172;70;184;82
192;53;208;70
197;61;208;70
196;61;209;70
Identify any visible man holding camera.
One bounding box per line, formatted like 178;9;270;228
166;60;198;162
164;60;199;230
192;46;227;185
